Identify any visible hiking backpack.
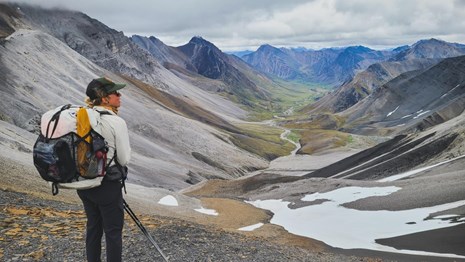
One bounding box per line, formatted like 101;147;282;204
33;104;111;195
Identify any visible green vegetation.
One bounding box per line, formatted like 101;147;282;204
286;130;301;144
282;113;346;130
227;76;355;157
347;135;354;144
247;110;275;122
297;129;351;155
244;78;330;121
230;123;295;160
267;80;328;112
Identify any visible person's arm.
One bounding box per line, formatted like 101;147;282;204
114;118;131;166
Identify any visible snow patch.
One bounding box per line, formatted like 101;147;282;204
386;106;399;117
441;84;460;98
248;186;465;258
195;207;218;216
238;223;264;231
158;195;179;206
433;215;459;219
413;110;430;119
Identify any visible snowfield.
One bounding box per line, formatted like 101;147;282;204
247;184;465;258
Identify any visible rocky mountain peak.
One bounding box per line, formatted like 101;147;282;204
392;45;409;52
343;45;374;54
179;36;225;74
413;38;446;46
410;38;450;52
175;36;268;102
148;35;164;45
188;36;216;48
178;36;223;59
242;44;301;80
257;44;280;53
394;38;465;60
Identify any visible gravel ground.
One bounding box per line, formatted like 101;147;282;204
0;189;386;262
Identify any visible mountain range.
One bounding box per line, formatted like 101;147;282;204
241;44;392;86
240;38;465;90
131;35;271;107
303;38;465;114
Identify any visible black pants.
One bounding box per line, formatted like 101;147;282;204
77;181;124;262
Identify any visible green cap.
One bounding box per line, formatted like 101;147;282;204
86;77;126;99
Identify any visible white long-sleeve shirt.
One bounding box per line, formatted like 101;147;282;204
91;106;131;166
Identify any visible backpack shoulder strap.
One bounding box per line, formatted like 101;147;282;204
95;110;113;116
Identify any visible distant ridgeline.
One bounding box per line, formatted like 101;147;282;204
240;39;465;88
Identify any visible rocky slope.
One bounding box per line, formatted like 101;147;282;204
341;55;465;135
130;35;192;71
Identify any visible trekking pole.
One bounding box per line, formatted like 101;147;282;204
123;199;169;262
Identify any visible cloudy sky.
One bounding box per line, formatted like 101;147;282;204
12;0;465;51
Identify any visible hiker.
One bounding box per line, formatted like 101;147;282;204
77;77;131;262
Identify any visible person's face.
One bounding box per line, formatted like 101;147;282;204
103;91;122;108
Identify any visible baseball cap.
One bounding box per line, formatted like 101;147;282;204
86;77;126;99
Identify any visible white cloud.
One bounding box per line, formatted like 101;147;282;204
10;0;465;51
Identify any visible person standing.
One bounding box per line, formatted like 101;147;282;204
77;77;131;262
